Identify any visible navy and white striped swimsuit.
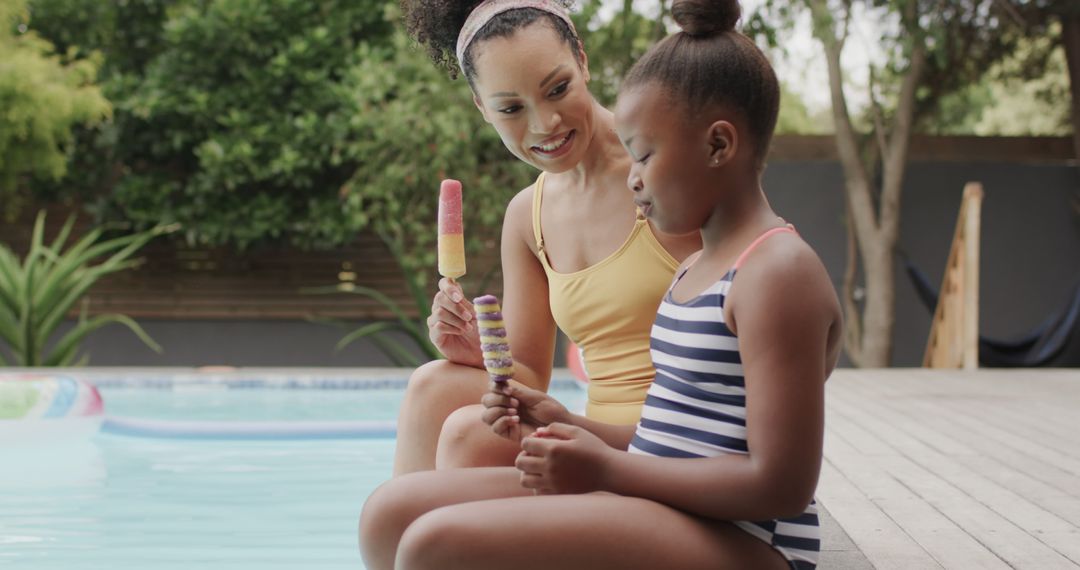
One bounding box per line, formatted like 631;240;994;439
627;227;820;570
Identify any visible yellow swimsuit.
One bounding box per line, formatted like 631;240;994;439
532;172;681;425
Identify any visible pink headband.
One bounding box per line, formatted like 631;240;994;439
455;0;577;72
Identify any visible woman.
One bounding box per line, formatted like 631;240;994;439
393;0;700;475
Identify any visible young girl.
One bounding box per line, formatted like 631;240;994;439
394;0;700;474
359;0;842;567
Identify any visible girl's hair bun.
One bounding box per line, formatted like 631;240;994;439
671;0;740;36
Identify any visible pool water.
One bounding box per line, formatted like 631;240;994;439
99;386;586;421
0;384;586;569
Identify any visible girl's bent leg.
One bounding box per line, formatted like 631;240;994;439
393;360;490;475
358;467;527;570
396;494;791;570
435;404;524;469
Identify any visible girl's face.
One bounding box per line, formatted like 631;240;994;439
614;83;720;235
470;21;594;172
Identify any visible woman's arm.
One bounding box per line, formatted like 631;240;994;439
498;185;558;392
520;238;841;522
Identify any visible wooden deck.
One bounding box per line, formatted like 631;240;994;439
818;369;1080;569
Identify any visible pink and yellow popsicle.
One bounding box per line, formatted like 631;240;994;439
474;294;514;383
438;179;466;279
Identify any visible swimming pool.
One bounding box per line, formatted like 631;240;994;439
0;373;586;569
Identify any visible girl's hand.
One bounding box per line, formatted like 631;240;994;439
427;278;483;368
481;383;571;442
515;423;615;495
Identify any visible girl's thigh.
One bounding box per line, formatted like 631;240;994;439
360;467;532;569
398;493;791;570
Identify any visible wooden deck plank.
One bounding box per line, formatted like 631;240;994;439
897;373;1080;468
956;399;1080;458
817;460;943;569
842;372;1080;496
830;377;1080;529
822;370;1080;570
828;383;1080;567
823;424;1010;569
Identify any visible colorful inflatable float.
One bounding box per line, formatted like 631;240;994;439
0;374;104;443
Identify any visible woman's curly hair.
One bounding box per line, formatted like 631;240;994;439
400;0;578;84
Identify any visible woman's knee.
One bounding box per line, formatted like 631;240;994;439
436;405;517;469
439;405;484;448
403;360;452;400
402;360;482;410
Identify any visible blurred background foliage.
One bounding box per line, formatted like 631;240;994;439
3;0;1071;255
2;0;1072;366
0;0;110;218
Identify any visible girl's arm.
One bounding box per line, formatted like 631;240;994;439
485;382;638;449
521;238;841;522
565;414;638;450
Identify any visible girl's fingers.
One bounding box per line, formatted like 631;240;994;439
519;435;553;456
514;454;544;474
490;415;519;437
479;403;513;425
518;472;545;489
479;391;512;407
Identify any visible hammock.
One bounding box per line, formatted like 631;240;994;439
904;258;1080;367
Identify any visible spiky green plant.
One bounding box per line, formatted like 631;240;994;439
0;211;176;366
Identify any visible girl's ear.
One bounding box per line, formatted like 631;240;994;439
707;120;737;168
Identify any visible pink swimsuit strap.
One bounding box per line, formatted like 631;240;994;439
732;225;797;271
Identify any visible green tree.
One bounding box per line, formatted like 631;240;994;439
929;26;1070;136
26;0;396;249
777;82;832;134
573;0;669;107
319;29;534;364
0;0;110;218
98;0;395;249
751;0;1040;367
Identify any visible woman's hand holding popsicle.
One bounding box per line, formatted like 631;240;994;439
428;179;484;367
427;278;483;368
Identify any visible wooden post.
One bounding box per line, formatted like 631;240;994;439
923;182;983;370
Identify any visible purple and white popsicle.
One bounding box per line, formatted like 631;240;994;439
473;294;514;383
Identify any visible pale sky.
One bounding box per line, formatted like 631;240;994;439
596;0;889;113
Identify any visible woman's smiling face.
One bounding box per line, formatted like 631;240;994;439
469;21;593;172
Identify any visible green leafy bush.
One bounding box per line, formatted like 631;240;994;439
0;0;110;216
100;0;394;249
0;212;176;366
308;28;534;365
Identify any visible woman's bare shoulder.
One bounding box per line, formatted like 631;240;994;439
502;179;541;253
